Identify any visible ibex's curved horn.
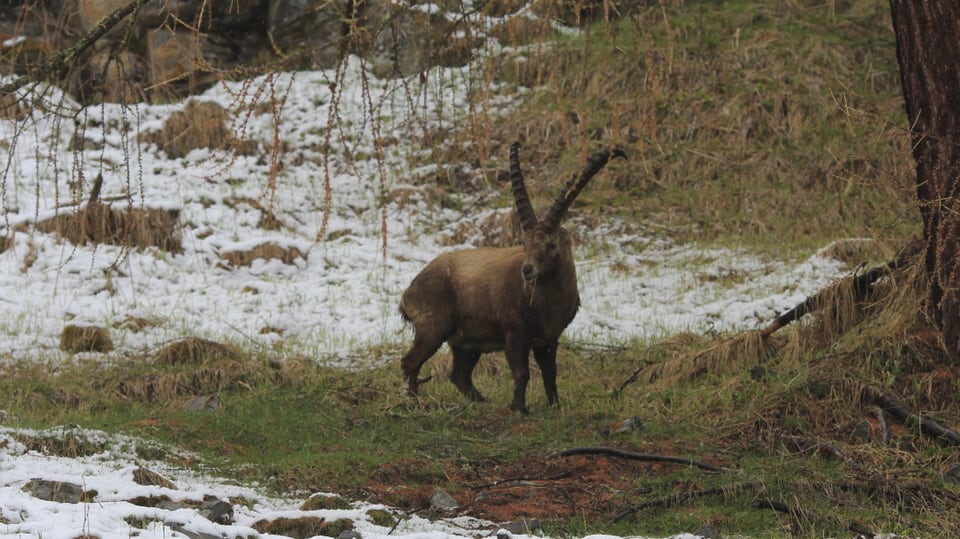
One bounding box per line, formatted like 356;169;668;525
509;142;538;231
541;148;627;232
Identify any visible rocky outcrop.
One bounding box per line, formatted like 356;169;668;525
0;0;541;104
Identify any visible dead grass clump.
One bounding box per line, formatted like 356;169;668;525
14;429;107;458
59;324;113;354
132;468;176;489
117;359;269;403
253;516;353;539
114;315;160;333
155;337;239;365
140;100;236;158
33;202;182;253
424;352;506;386
639;330;784;386
0;92;29;120
817;238;891;267
220;243;306;266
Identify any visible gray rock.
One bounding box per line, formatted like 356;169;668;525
168;521;223;539
204;499;234;525
613;415;644;434
268;0;349;68
187;394;221;412
21;479;94;503
429;488;459;512
500;518;541;534
693;523;722;539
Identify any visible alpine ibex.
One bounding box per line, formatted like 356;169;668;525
399;142;625;413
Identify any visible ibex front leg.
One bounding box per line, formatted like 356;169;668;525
533;344;560;407
505;335;531;414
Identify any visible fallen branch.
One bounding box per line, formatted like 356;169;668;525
555;446;722;472
613;480;763;522
861;385;960;446
760;255;908;338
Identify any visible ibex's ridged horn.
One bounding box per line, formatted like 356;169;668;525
541;148;627;232
509;142;538;231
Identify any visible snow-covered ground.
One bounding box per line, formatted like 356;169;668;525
0;10;863;538
0;61;848;367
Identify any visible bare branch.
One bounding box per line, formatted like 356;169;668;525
0;0;151;96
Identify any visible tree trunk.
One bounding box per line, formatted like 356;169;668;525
889;1;960;358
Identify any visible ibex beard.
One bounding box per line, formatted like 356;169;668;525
399;141;625;413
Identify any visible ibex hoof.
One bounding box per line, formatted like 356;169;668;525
407;375;433;396
511;404;530;415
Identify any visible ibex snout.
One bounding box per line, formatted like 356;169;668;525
521;263;538;283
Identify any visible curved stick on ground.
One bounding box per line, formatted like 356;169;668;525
862;385;960;446
554;445;722;472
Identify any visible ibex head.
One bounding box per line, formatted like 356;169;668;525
510;141;625;285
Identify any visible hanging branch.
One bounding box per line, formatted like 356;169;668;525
554;445;722;472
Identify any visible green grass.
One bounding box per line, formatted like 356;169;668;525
2;311;958;536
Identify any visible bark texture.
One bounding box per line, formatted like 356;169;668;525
890;0;960;357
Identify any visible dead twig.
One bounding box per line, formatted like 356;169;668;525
555;446;722;472
780;435;851;464
467;471;572;490
868;405;890;445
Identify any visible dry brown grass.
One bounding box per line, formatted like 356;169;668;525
436;1;917;250
114;342;317;403
219;243;306;266
140;100;238;158
33;202;182;253
637;239;929;385
155;337;239;365
59;324;113;353
0;91;29;120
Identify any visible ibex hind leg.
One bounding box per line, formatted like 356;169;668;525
533;344;559;407
450;347;485;402
400;333;445;396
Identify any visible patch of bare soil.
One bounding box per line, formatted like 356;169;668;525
359;450;727;524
